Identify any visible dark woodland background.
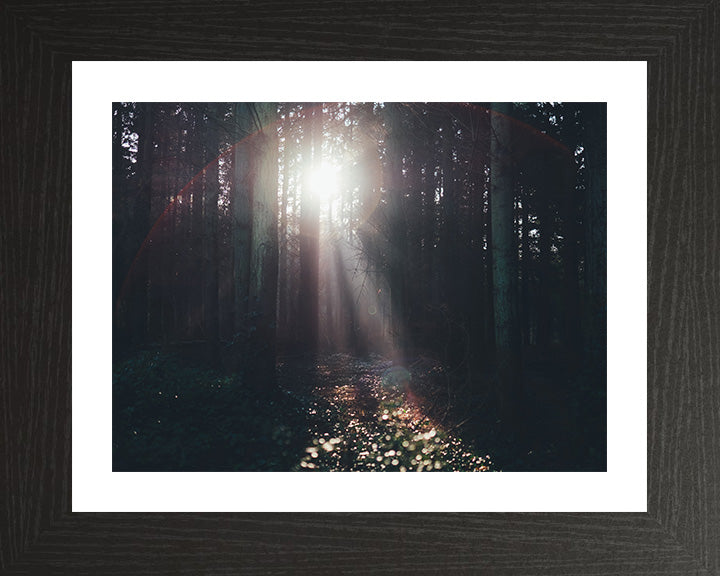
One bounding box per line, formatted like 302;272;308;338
2;2;719;575
112;102;606;472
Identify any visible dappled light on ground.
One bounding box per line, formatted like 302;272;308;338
279;354;495;472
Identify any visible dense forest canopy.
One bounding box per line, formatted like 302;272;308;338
112;102;606;472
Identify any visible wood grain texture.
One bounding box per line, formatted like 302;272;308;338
1;1;718;574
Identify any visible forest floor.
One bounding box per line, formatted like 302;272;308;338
276;353;495;472
113;350;603;472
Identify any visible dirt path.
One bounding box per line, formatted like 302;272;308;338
277;353;495;472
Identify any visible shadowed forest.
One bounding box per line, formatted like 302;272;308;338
112;102;606;472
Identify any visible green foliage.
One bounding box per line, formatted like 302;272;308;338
112;351;308;471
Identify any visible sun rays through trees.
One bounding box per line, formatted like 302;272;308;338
112;102;606;471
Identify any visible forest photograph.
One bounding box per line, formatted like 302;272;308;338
112;101;607;473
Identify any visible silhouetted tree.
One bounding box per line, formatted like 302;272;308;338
298;104;320;352
247;102;279;389
490;102;522;430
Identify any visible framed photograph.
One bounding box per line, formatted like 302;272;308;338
3;3;718;574
74;62;644;514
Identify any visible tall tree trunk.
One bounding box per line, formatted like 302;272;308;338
277;108;290;345
247;103;279;390
175;119;187;340
132;103;153;348
581;103;607;376
111;104;124;286
298;104;320;352
112;104;128;360
560;158;581;368
490;102;522;431
576;102;607;468
231;104;253;336
203;103;221;362
146;109;164;344
384;103;408;360
160;113;175;344
441;111;464;367
484;179;495;360
325;194;335;350
536;169;552;351
520;184;532;346
189;106;204;340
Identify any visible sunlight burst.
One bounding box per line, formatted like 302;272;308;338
307;162;340;201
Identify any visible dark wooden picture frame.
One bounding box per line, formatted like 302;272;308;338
2;2;718;574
